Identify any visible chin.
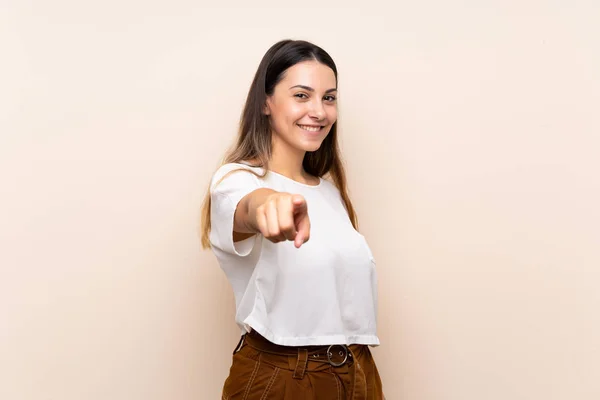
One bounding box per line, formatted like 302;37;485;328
300;142;324;153
297;135;328;153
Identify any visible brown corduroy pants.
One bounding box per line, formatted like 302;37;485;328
222;330;384;399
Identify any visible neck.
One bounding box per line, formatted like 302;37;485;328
269;135;311;183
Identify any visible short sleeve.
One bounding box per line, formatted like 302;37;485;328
209;164;264;256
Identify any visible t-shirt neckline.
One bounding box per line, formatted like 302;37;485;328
236;162;323;188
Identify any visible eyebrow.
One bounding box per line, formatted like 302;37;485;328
289;85;338;94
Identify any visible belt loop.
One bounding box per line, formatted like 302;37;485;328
292;348;308;380
232;334;245;355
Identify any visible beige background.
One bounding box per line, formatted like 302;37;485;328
1;1;599;399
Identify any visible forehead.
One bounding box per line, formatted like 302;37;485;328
278;60;337;90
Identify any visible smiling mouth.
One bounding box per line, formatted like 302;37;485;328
297;124;324;132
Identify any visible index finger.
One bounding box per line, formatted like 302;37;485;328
291;194;307;215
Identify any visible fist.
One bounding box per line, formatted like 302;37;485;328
255;192;310;248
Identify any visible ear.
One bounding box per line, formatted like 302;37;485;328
263;97;271;116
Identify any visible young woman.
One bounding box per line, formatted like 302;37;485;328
201;39;384;399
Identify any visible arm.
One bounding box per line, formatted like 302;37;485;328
234;189;311;248
234;188;276;234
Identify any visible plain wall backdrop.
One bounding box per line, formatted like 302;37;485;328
1;1;599;399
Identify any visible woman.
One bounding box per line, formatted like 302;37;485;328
201;39;384;399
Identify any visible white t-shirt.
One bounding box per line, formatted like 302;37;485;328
209;163;379;346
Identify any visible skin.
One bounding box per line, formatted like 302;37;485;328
233;60;338;248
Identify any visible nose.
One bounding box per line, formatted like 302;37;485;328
309;100;326;121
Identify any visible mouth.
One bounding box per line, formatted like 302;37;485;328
297;124;325;133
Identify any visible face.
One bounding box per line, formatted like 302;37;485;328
264;60;338;154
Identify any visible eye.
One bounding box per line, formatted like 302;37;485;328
324;95;337;102
294;93;309;99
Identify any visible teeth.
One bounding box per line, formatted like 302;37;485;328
298;124;321;132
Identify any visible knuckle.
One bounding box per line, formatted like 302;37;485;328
278;196;291;207
269;227;280;237
280;222;294;232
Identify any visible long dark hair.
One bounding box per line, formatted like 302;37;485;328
200;39;358;249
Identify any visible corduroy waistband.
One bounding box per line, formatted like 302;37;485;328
239;330;363;379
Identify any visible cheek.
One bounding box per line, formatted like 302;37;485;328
328;108;338;123
273;101;303;122
286;103;307;121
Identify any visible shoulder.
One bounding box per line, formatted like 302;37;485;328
319;176;340;194
316;177;345;203
213;162;262;179
210;163;265;192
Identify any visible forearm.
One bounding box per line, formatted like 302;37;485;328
234;188;277;233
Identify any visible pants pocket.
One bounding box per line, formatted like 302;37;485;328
223;352;283;400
